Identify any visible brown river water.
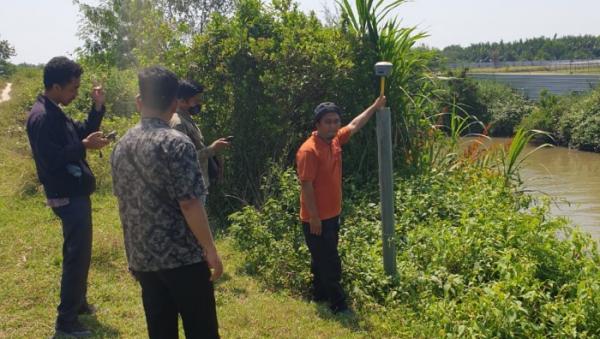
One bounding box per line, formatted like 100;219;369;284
473;138;600;240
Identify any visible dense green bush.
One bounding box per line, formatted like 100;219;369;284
121;0;433;223
438;70;490;131
184;0;356;208
518;90;566;141
516;86;600;151
438;70;600;151
476;80;533;136
439;74;533;137
565;87;600;151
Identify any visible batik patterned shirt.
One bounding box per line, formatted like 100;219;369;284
111;117;207;272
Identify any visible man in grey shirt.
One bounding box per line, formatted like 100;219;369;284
170;80;230;196
111;66;223;338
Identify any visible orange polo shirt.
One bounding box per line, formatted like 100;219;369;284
296;127;352;222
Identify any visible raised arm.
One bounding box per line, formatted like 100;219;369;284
346;95;386;136
74;85;106;139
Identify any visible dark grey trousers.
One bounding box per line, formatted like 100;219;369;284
133;262;220;339
302;215;348;312
52;196;93;326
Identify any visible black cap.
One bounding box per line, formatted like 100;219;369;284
177;80;204;100
314;102;342;122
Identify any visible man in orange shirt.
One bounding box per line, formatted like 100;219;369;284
296;95;386;314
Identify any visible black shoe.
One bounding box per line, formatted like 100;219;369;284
330;303;351;315
310;286;328;303
312;293;328;303
55;320;92;338
334;308;354;317
78;303;97;316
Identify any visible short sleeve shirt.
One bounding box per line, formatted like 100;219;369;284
296;127;352;222
110;117;207;272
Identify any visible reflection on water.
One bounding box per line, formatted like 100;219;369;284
475;138;600;239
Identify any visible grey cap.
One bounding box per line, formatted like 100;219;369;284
314;102;342;122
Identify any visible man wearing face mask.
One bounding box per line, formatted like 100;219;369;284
296;96;386;315
169;80;230;204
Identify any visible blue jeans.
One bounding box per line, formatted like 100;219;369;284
52;196;93;326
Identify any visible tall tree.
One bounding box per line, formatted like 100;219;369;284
75;0;234;67
0;36;16;76
0;36;15;62
442;35;600;63
155;0;234;33
75;0;162;67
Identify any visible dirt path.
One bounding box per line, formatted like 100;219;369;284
0;83;12;103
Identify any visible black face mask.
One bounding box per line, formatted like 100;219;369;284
188;104;201;115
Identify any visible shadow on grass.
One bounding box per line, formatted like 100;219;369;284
53;314;121;338
215;272;250;303
89;246;124;274
214;272;233;285
229;259;365;333
312;301;363;332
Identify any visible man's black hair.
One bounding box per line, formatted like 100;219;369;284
43;56;83;90
138;66;179;112
177;80;204;100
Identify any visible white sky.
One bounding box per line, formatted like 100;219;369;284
2;0;600;64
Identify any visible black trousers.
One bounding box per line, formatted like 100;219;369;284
52;196;93;326
302;215;347;312
133;262;219;339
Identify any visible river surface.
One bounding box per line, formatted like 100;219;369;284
480;138;600;240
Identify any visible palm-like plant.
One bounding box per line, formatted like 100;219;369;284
338;0;432;173
338;0;406;43
338;0;427;67
500;128;554;186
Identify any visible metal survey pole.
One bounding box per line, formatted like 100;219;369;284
375;62;397;277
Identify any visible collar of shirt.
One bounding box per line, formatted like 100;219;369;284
141;116;171;128
311;130;335;147
38;94;66;118
176;109;195;124
46;96;60;108
175;109;203;139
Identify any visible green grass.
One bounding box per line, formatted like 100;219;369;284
0;71;367;338
0;194;365;338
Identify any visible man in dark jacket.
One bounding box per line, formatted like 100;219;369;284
26;56;108;337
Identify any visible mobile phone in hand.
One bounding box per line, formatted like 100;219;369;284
106;130;118;142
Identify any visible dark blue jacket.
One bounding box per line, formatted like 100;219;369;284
26;95;105;199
